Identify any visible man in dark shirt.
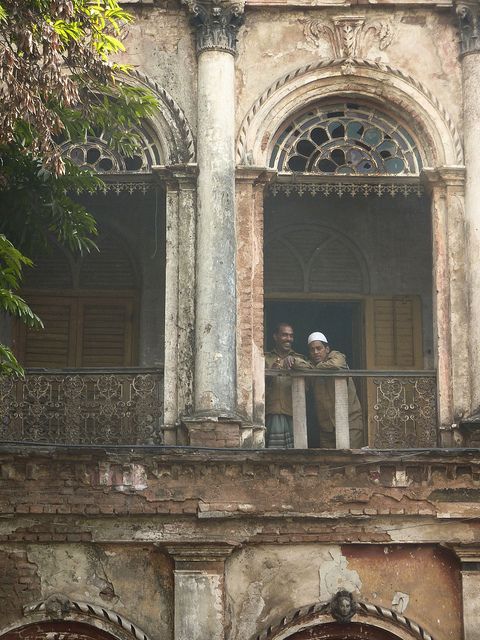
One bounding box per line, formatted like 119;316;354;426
264;323;308;448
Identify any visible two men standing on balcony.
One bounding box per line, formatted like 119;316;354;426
265;326;364;448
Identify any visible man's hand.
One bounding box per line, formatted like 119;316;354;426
283;355;295;369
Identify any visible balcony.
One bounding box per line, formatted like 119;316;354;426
266;369;437;449
0;368;164;446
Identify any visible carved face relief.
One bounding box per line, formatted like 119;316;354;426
330;589;357;623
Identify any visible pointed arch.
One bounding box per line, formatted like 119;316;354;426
237;59;462;170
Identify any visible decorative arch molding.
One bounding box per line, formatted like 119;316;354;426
0;595;152;640
253;599;436;640
265;223;370;295
61;71;195;171
127;70;196;164
237;58;463;169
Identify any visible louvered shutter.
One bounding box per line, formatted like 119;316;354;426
78;299;134;367
366;296;422;370
15;297;77;367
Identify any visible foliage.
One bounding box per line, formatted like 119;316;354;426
0;0;157;375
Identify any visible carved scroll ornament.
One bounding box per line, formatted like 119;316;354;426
304;15;394;65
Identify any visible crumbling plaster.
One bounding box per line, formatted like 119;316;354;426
225;543;461;640
1;544;173;640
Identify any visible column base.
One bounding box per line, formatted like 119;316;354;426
182;413;242;448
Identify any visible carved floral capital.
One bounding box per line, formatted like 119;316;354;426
182;0;245;55
456;1;480;55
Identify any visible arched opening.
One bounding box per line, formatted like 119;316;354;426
1;621;119;640
263;95;435;449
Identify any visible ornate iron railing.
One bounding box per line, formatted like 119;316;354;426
0;368;164;446
265;370;437;449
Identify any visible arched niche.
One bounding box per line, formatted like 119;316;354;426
237;59;462;170
265;224;370;295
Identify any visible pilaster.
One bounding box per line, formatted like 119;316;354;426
167;543;238;640
452;545;480;639
236;167;276;448
154;164;198;445
422;167;467;445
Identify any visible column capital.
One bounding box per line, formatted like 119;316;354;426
422;166;465;191
456;1;480;56
152;163;198;189
451;544;480;564
165;542;239;568
182;0;245;56
235;166;277;185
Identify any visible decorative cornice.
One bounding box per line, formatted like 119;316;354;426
182;0;245;55
268;180;424;198
456;1;480;55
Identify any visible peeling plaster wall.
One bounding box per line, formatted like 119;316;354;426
0;544;173;640
119;7;197;135
236;8;462;134
225;543;461;640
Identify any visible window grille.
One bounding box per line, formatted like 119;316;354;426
269;103;422;176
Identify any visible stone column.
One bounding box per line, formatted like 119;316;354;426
423;168;468;446
235;168;275;447
154;165;197;445
457;2;480;415
453;546;480;639
167;544;237;640
182;0;244;447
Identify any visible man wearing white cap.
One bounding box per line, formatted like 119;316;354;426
294;332;364;448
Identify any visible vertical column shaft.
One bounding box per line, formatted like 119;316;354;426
195;49;237;415
457;1;480;414
462;53;480;412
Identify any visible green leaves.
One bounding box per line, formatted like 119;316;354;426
0;0;157;376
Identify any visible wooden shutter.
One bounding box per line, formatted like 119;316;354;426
16;295;135;368
366;296;423;370
78;298;134;367
15;297;77;368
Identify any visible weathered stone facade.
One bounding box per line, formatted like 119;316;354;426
1;0;480;638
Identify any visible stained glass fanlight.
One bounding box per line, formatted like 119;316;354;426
269;103;422;176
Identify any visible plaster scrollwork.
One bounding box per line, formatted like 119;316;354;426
456;1;480;54
182;0;245;55
304;16;394;60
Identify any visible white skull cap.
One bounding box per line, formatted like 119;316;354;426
307;332;328;344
